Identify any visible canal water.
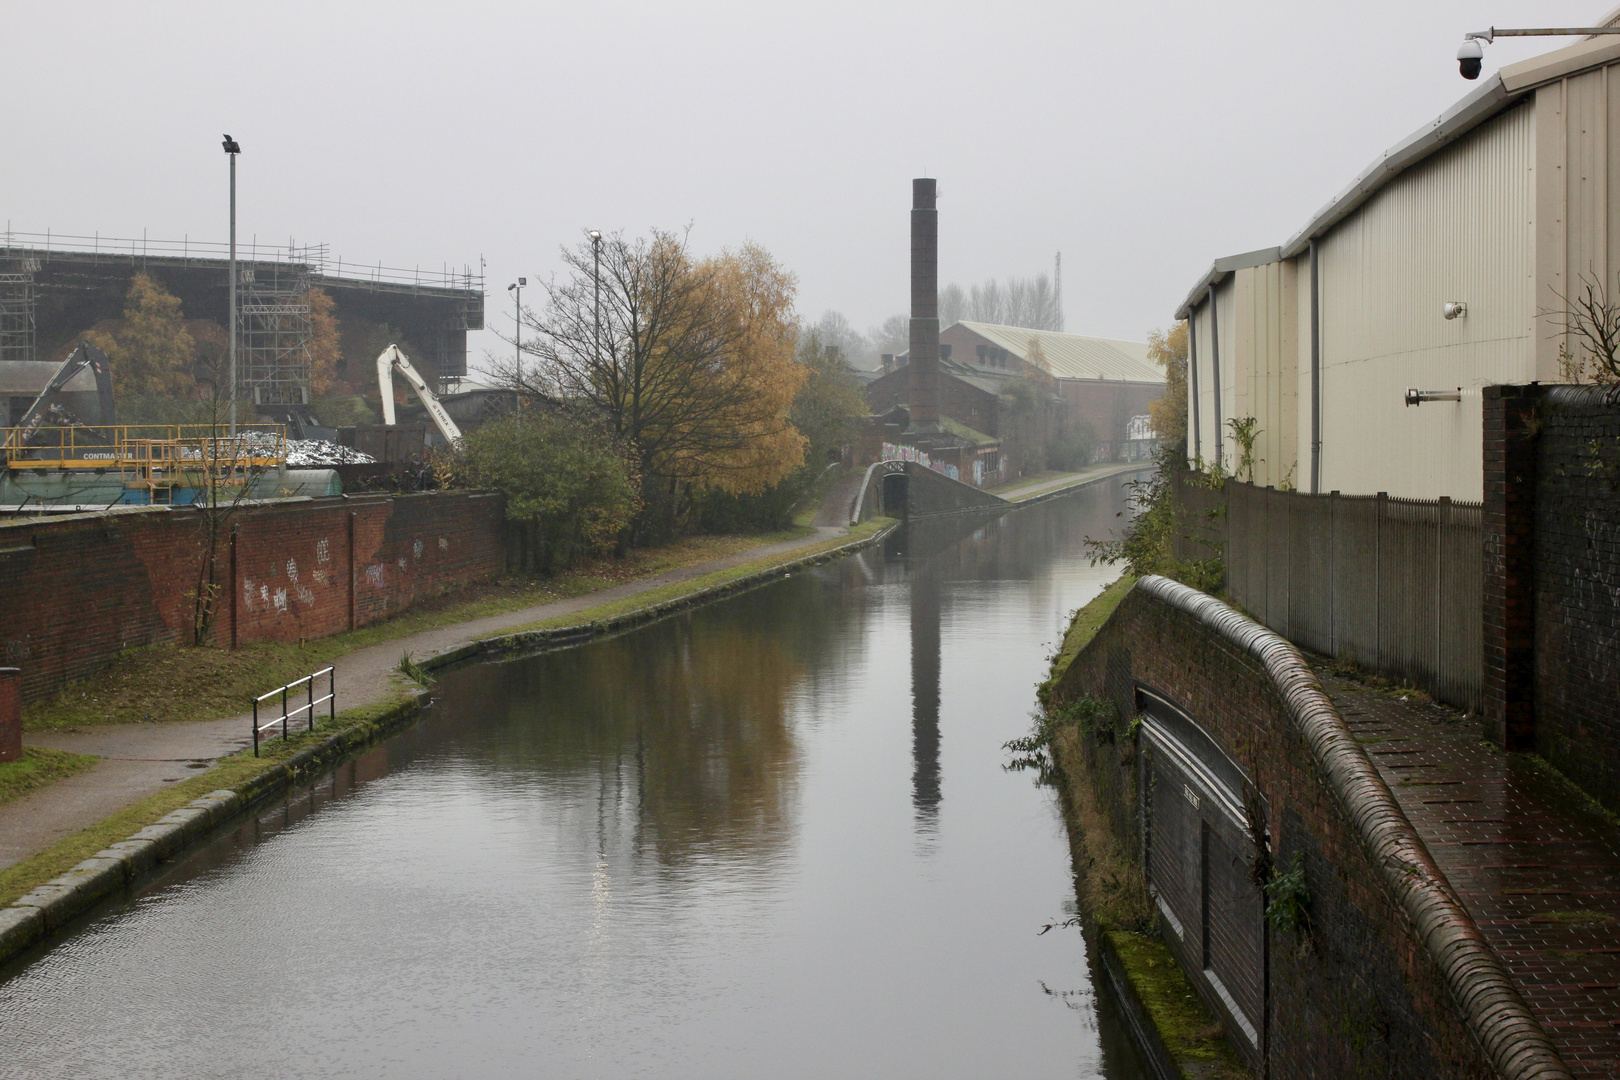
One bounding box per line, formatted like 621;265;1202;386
0;479;1148;1080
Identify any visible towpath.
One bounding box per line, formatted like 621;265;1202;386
1;523;849;871
996;462;1148;502
1320;670;1620;1080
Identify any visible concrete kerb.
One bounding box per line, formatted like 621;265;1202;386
0;522;900;969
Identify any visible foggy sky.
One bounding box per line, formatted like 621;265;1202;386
1;2;1604;369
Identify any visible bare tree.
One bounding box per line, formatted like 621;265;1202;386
1549;272;1620;384
498;229;801;535
939;272;1064;331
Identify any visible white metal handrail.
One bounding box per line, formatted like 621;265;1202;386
252;666;335;756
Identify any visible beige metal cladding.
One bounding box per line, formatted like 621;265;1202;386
1534;63;1620;379
1318;103;1536;502
1230;260;1300;489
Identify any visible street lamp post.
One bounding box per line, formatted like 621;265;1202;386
588;231;602;370
507;278;526;367
222;134;241;436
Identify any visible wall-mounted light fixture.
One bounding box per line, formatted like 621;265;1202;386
1405;388;1463;406
1443;301;1467;320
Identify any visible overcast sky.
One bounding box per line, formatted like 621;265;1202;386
2;2;1608;370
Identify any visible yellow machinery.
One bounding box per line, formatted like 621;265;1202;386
1;425;287;504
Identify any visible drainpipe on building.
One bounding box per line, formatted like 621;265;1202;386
1208;285;1222;469
1189;302;1201;463
1310;239;1322;493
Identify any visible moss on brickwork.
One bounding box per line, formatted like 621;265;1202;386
1108;931;1249;1078
1038;574;1134;708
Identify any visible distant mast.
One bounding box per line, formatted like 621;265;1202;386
1054;251;1064;331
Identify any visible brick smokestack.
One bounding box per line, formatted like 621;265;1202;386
908;178;940;432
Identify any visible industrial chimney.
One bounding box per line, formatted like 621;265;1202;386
907;178;941;434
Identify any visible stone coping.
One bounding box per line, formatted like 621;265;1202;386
1135;575;1573;1080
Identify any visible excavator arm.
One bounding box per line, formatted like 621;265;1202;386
375;344;463;445
15;340;116;443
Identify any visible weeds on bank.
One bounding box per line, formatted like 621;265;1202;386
0;747;99;806
397;652;436;687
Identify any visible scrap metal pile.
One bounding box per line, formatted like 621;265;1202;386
229;432;376;466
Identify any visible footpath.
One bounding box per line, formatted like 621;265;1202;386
1319;669;1620;1080
996;462;1148;503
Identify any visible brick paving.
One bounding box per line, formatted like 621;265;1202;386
1317;669;1620;1080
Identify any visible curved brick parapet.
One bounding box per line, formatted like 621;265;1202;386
1134;575;1571;1080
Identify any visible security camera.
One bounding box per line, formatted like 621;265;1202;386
1458;38;1484;80
1443;301;1467;320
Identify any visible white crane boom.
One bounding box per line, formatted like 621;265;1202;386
375;344;463;445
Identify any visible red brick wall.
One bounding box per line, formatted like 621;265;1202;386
0;491;505;702
1056;379;1161;450
1052;587;1495;1079
0;668;19;761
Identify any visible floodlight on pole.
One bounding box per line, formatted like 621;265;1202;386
1457;25;1620;79
222;134;241;437
508;278;526;367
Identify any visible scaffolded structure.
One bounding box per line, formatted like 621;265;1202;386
0;259;39;364
238;258;316;407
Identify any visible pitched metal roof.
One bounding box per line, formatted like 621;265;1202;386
1175;28;1620;320
953;321;1163;384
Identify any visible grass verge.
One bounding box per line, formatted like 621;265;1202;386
23;527;812;732
1038;574;1134;706
0;748;99;806
493;517;895;635
0;695;410;909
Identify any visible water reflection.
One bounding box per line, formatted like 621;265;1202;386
910;559;942;835
0;479;1149;1080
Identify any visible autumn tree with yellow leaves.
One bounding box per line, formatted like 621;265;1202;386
1146;320;1188;450
87;272;196;399
501;229;807;539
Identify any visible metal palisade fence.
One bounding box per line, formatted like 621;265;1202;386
1172;473;1483;711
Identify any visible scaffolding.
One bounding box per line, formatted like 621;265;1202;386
238;262;313;406
0;260;39;364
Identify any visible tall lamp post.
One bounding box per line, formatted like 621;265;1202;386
507;278;526;367
222;134;241;436
588;230;602;369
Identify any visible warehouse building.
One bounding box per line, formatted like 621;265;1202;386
1176;30;1620;500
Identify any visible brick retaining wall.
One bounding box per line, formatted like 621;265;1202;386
0;492;505;703
1051;578;1564;1080
1483;385;1620;811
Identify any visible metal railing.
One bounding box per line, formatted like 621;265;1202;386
1172;474;1483;711
2;424;286;471
252;666;335;756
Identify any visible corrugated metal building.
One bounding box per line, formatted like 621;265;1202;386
1177;30;1620;499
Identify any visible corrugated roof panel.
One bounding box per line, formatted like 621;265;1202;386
955;321;1163;383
